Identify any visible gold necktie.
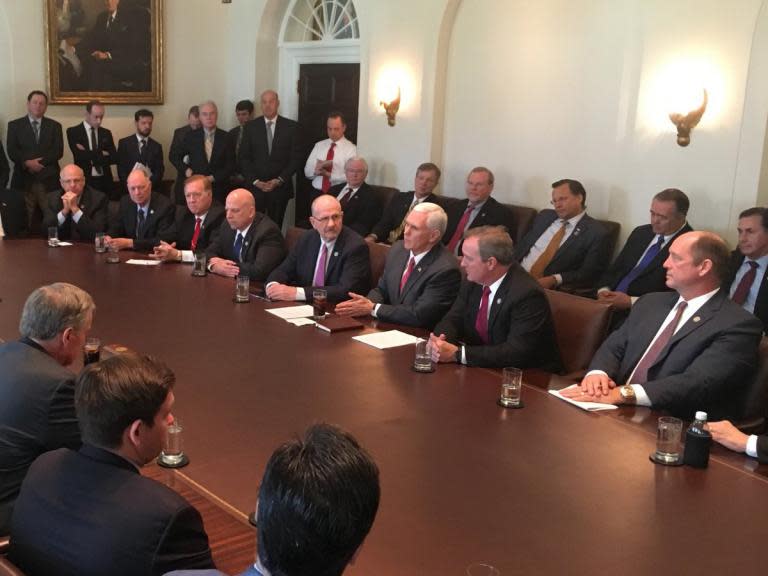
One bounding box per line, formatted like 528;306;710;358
529;221;567;279
205;133;213;162
388;200;417;244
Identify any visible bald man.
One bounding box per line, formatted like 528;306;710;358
42;164;108;242
106;168;175;252
266;195;370;303
205;188;286;281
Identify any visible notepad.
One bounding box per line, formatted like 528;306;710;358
352;330;420;350
265;305;315;320
126;259;162;266
548;385;618;411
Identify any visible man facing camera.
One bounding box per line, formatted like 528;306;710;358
42;164;108;242
562;231;763;420
66;100;116;197
266;195;370;303
327;157;383;237
9;354;215;576
116;109;165;199
206;188;286;281
335;202;461;330
0;283;93;536
107;168;175;252
151;175;225;263
430;226;561;370
724;207;768;328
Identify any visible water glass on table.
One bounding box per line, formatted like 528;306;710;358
499;367;523;408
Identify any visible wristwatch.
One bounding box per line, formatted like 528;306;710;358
619;384;636;404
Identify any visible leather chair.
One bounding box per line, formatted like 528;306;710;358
369;242;390;289
0;557;24;576
502;203;537;245
544;289;613;379
369;185;399;211
596;218;621;259
284;226;305;253
0;536;8;555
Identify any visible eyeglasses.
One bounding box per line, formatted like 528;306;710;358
61;178;85;185
312;213;343;225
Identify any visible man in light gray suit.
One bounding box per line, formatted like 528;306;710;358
335;202;461;329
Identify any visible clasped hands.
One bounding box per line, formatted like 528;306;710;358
254;179;281;193
59;191;81;216
559;372;624;405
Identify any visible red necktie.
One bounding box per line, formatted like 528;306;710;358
400;256;416;294
630;301;688;384
337;187;352;210
732;261;759;305
475;286;491;343
447;205;474;253
313;243;328;286
321;143;336;193
190;217;202;252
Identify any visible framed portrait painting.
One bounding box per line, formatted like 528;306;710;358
45;0;164;104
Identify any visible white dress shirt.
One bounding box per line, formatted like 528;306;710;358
303;136;357;191
83;120;102;177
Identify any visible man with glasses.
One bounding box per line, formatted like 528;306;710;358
42;164;108;242
326;157;382;237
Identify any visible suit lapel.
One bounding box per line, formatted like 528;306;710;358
624;294;678;371
325;230;343;279
487;272;513;333
551;215;588;265
400;245;439;301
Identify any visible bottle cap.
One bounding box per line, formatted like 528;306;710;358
695;411;708;421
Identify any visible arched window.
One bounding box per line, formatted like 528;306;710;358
283;0;359;42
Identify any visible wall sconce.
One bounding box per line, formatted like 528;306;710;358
669;89;708;147
380;87;400;127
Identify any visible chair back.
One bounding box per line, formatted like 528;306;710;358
369;185;399;210
545;289;613;377
368;242;391;289
502;203;538;245
597;219;621;259
0;557;25;576
284;226;305;253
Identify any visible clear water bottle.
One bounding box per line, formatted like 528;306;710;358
683;411;712;468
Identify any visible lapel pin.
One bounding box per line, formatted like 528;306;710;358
333;251;339;257
693;316;701;323
417;267;422;273
496;298;502;304
150;209;154;215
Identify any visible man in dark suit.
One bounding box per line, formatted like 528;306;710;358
723;207;768;329
563;231;763;420
0;188;28;238
0;141;9;189
106;168;175;253
6;90;64;230
710;419;768;464
9;354;215;575
442;167;514;254
169;106;201;205
117;109;164;200
430;226;561;370
206;188;286;281
327;157;383;237
596;188;692;316
0;282;94;535
42;164;107;242
366;162;443;244
172;101;234;205
151;175;225;263
228;99;253;187
336;202;461;329
66;100;116;197
267;195;370;303
240;90;299;227
515;178;611;291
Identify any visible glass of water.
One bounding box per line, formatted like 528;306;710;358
499;367;523;408
94;232;106;253
235;274;250;303
160;420;185;466
412;338;435;373
192;252;207;276
653;416;683;464
47;227;59;247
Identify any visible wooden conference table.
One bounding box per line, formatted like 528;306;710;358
2;239;768;575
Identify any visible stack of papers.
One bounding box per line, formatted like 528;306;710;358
352;330;420;350
548;385;618;411
126;259;161;266
266;305;315;320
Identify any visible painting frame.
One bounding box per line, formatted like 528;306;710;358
44;0;164;104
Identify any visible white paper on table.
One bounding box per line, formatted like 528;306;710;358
53;241;74;246
286;318;316;327
548;385;618;411
265;305;315;320
125;259;162;266
352;330;420;350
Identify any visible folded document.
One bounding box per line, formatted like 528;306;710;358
549;384;618;411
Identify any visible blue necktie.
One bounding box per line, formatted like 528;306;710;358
233;232;244;262
615;235;664;293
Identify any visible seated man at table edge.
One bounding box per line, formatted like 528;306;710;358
106;168;175;252
0;282;92;536
9;353;215;576
709;420;768;464
562;231;763;420
266;195;370;303
205;188;286;281
151;175;225;263
335;202;461;329
42;163;108;242
431;226;562;370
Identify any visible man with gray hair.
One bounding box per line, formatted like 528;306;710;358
0;282;95;536
431;226;561;370
336;202;461;329
327;156;383;237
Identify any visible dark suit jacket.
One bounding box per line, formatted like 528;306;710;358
0;339;81;536
441;197;515;249
42;186;108;242
66;123;116;193
116;135;165;194
724;250;768;330
174;204;225;251
0;188;28;237
6;115;64;191
0;141;9;189
433;265;562;370
758;436;768;464
328;181;383;237
240;115;299;199
9;444;214;576
514;209;611;290
598;223;693;296
589;290;763;419
370;191;441;244
108;193;176;252
368;241;461;329
172;128;234;202
206;214;287;281
267;227;370;303
170;125;194;203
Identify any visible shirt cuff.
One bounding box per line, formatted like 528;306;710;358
554;274;563;286
597;286;610;294
57;212;66;225
296;288;306;301
71;210;82;223
372;303;381;318
630;296;639;305
630;384;651;407
460;345;467;365
747;434;759;458
180;250;194;263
